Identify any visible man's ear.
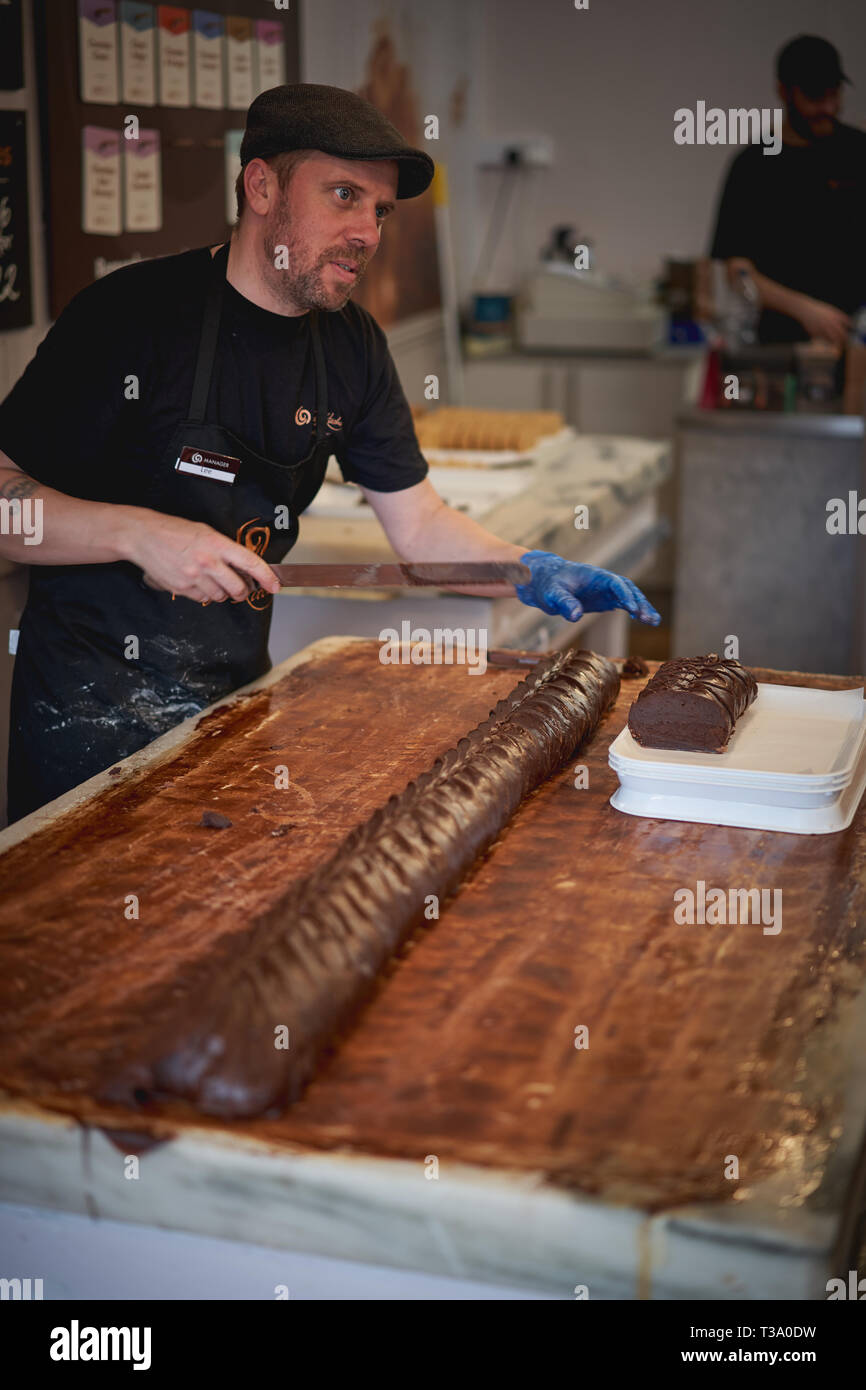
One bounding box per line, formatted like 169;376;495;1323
243;158;273;217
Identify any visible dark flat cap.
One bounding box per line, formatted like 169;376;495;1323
240;83;435;199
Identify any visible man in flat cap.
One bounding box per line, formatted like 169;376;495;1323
711;36;866;347
0;83;658;823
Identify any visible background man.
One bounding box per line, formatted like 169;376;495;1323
710;35;866;347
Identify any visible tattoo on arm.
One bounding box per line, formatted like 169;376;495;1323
0;473;41;501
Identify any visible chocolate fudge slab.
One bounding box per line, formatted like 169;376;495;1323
627;654;758;754
3;649;619;1119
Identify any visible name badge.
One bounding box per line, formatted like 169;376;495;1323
175;445;240;483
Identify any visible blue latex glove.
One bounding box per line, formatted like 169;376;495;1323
515;550;661;625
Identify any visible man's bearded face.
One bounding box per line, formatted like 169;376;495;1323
787;84;841;142
262;191;371;312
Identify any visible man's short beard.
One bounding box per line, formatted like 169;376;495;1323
262;205;367;312
787;102;836;143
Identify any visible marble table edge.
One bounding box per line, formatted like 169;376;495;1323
0;1097;843;1300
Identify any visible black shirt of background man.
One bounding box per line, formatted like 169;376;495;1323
709;122;866;343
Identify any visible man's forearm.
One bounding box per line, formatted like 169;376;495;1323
748;270;806;321
357;478;659;625
725;257;801;319
0;463;140;565
385;489;526;595
402;496;524;563
364;478;528;594
724;257;849;347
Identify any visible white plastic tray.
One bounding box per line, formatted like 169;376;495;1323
609;683;866;835
609;740;866;833
610;684;865;787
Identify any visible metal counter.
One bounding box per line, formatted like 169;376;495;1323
673;410;866;674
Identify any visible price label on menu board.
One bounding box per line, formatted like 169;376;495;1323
0;111;32;330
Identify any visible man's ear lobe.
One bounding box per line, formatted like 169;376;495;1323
244;159;272;215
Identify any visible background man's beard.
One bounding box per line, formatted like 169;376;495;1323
787;103;836;142
263;221;368;311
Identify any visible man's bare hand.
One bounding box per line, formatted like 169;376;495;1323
125;510;280;603
795;295;851;351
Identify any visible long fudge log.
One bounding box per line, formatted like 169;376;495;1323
23;649;620;1119
627;654;758;754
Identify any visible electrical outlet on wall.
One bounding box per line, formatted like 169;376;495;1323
477;136;554;169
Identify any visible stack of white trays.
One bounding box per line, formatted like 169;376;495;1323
608;682;866;835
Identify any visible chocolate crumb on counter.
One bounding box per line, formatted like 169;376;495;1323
621;655;650;678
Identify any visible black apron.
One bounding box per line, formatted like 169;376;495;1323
7;243;332;823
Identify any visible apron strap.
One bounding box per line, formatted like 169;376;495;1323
188;244;229;425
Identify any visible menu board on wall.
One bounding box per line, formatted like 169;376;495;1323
36;0;299;318
0;111;33;330
78;0;121;104
120;3;157;106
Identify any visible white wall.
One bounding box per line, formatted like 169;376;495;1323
473;0;866;289
302;0;866;305
301;0;485;393
301;0;486;313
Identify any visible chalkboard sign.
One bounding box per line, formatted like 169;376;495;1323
0;110;33;330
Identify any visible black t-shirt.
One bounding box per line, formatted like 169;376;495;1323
709;122;866;342
0;244;428;500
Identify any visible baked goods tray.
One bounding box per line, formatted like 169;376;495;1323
422;427;576;470
608;683;866;834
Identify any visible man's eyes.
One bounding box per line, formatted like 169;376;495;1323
333;187;390;219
